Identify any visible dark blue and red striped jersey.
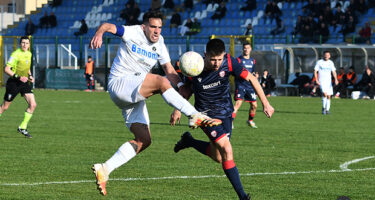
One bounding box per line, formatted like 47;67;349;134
235;55;256;91
187;53;249;119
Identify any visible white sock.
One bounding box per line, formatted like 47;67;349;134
326;99;331;111
322;97;327;110
104;142;137;174
162;88;197;116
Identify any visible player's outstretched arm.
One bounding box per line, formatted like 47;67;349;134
161;62;182;87
245;72;274;118
90;23;117;49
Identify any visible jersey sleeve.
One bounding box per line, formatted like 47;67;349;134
314;60;320;71
6;50;18;69
231;56;249;79
158;37;171;65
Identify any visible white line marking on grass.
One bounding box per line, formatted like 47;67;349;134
340;156;375;171
1;156;374;186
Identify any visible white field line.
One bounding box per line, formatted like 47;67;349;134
339;156;375;171
1;157;374;186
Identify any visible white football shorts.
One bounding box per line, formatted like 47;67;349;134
108;73;150;129
319;81;333;95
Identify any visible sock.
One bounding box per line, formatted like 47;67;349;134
326;99;331;111
322;97;327;110
105;142;137;174
248;113;255;121
190;139;210;156
232;112;236;119
19;112;33;129
162;88;197;116
222;160;247;199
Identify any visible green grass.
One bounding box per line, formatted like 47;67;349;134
0;89;374;199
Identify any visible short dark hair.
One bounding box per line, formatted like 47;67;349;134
88;56;92;59
206;39;225;56
19;36;30;43
323;50;330;54
242;41;251;47
143;10;163;24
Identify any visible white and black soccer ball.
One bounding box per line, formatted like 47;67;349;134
179;51;204;77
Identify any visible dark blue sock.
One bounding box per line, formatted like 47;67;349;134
223;160;247;199
190;139;210;156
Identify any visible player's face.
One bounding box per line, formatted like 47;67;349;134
20;39;30;51
142;18;162;43
323;52;330;61
205;52;225;71
243;44;251;56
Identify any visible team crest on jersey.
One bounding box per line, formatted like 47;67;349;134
152;47;156;51
198;78;202;82
219;71;225;77
210;130;217;137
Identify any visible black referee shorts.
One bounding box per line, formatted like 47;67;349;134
3;78;33;102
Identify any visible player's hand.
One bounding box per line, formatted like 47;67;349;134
20;76;28;83
29;76;34;83
263;103;274;118
90;33;103;49
316;80;320;86
170;109;181;126
335;79;339;86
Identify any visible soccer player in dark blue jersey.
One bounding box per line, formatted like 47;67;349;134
233;42;258;128
170;39;274;200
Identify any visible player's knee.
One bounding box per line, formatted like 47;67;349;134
29;102;37;111
137;136;152;150
159;76;172;92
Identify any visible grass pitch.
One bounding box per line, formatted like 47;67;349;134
0;89;374;199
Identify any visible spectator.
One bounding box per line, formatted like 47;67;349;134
264;1;282;24
74;19;88;36
126;15;140;25
187;18;201;35
183;0;194;12
84;56;95;92
290;72;312;96
321;6;334;26
316;22;330;43
260;69;276;97
240;0;257;11
358;22;372;44
48;12;57;28
169;10;182;30
244;23;253;35
292;15;304;36
50;0;62;7
180;18;193;36
344;66;357;89
333;6;345;30
300;25;314;43
211;2;227;20
302;0;315;17
341;15;356;41
39;12;49;29
270;16;285;35
334;67;347;98
25;17;36;36
355;66;375;99
151;0;161;11
120;3;132;21
163;0;175;12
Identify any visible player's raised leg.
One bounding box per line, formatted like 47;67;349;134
140;73;221;128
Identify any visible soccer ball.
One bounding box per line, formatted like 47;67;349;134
179;51;204;77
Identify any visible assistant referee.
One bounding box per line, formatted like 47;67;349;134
0;36;36;138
